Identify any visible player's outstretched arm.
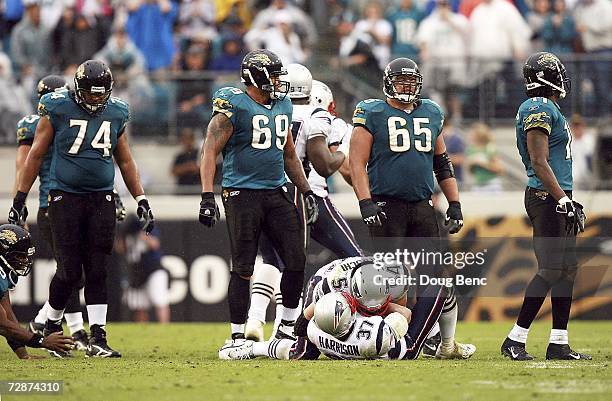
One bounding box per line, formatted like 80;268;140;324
306;136;345;178
526;129;566;201
349;126;373;201
283;132;311;195
200;113;233;193
16;117;53;195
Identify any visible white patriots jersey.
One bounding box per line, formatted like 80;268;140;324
312;257;372;302
290;104;332;169
307;117;353;197
307;314;395;359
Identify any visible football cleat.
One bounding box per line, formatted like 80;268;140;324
28;321;44;336
86;325;121;358
43;320;73;358
275;320;296;341
421;332;441;358
244;318;265;342
501;338;534;361
72;329;89;351
436;340;476;360
546;343;592;360
218;339;254;360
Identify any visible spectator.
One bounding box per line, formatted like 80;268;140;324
176;43;212;129
10;0;52;81
417;0;469;121
337;14;382;86
527;0;551;52
171;128;202;193
119;215;170;323
574;0;612;117
245;10;306;65
250;0;317;50
0;50;30;143
215;0;251;33
441;119;466;184
126;0;178;71
570;114;595;189
387;0;424;60
466;123;504;192
53;9;102;73
352;1;392;69
209;36;245;72
178;0;217;46
541;0;577;55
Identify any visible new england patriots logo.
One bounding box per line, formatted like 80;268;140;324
334;300;344;330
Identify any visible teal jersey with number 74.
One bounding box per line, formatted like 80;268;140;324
352;98;444;202
212;86;292;190
37;89;130;193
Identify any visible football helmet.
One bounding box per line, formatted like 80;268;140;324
314;292;357;338
349;264;392;316
383;58;423;103
286;63;312;100
311;80;336;115
523;52;570;99
0;224;35;286
37;75;68;99
74;59;113;114
240;49;289;100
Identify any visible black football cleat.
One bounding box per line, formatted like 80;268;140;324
28;321;44;336
275;320;297;341
546;343;592;360
86;325;121;358
422;332;441;358
501;337;534;361
72;329;89;351
43;320;73;358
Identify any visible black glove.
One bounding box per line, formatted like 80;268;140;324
304;190;318;225
199;192;219;228
557;196;586;234
8;191;28;226
445;201;463;234
574;201;586;234
113;190;127;222
136;198;155;234
294;313;310;337
359;198;386;226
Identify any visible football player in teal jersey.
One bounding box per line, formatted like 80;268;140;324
502;52;590;361
0;224;74;358
9;60;154;358
349;57;469;359
199;49;318;345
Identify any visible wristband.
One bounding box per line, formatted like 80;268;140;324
26;333;44;348
135;195;147;203
201;192;215;201
15;191;28;204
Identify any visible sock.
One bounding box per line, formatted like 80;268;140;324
47;306;65;323
252;339;293;359
248;264;281;323
64;312;85;335
439;300;458;347
516;275;550;329
427;322;440;339
86;304;107;328
228;272;250;327
280;270;304;309
35;301;50;324
549;329;568;345
273;290;283;335
231;323;245;336
508;323;530;344
551;278;574;330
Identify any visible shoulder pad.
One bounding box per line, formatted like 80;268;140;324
353;99;385;126
521;98;555;135
419;98;444;115
16;114;40;143
212;87;244;118
108;97;131;120
38;90;70;117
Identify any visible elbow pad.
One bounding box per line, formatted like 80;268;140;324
433;152;455;183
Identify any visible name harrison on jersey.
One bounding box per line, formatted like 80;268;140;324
318;336;360;356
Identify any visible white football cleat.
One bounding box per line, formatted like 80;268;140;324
245;318;265;342
435;341;476;360
218;339;254;360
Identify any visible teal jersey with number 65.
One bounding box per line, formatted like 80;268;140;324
38;90;130;193
352;98;444;202
212;86;292;189
515;97;572;191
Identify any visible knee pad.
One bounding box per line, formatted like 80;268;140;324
537;268;566;286
233;263;254;277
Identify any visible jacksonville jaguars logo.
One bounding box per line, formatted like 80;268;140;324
537;53;559;67
0;230;18;245
76;63;86;80
213;97;232;110
251;53;272;65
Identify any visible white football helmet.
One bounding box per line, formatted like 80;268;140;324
313;292;356;338
349;260;411;315
286;63;312;99
311;80;334;112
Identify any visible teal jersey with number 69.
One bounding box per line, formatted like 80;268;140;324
352;98;444;202
515;97;572;191
16;114;53;207
212;86;292;189
38;90;130;193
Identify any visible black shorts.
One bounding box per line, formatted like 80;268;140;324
368;195;440;238
222;185;306;277
525;187;577;271
37;207;53;250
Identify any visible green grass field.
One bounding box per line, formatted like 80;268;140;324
1;322;611;401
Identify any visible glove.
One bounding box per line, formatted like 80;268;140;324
294;313;310;337
574;201;586;234
445;201;463;234
304;190;318;225
8;191;28;226
113;190;127;222
199;192;219;228
359;198;386;226
136;198;155;234
556;196;586;234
